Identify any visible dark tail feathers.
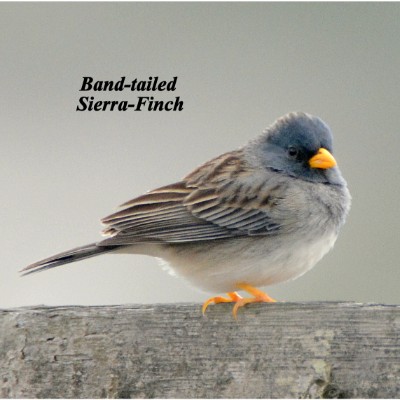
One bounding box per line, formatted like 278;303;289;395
21;243;119;276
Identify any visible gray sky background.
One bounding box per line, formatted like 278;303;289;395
2;3;400;308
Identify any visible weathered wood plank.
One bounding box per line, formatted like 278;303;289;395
0;302;399;398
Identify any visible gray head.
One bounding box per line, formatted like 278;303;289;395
246;112;346;185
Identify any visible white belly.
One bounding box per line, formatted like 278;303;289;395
156;229;338;293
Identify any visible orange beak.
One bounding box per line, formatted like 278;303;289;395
308;148;337;169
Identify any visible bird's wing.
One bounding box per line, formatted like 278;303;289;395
99;151;292;246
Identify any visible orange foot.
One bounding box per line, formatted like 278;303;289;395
202;283;277;318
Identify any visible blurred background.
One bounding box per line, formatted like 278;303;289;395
2;3;399;308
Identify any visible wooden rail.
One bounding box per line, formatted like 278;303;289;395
1;302;399;398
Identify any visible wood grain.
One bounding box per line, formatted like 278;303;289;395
1;302;399;398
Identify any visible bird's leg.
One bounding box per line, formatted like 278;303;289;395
202;283;276;318
232;283;276;318
202;292;242;315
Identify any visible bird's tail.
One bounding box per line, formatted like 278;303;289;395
20;243;119;276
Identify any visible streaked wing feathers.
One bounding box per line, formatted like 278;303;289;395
100;150;285;246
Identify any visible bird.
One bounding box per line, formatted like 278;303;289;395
21;112;351;318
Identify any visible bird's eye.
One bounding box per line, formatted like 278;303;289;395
287;147;298;158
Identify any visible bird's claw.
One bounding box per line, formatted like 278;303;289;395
202;283;277;319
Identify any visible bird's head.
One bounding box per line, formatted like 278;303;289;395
248;112;345;185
